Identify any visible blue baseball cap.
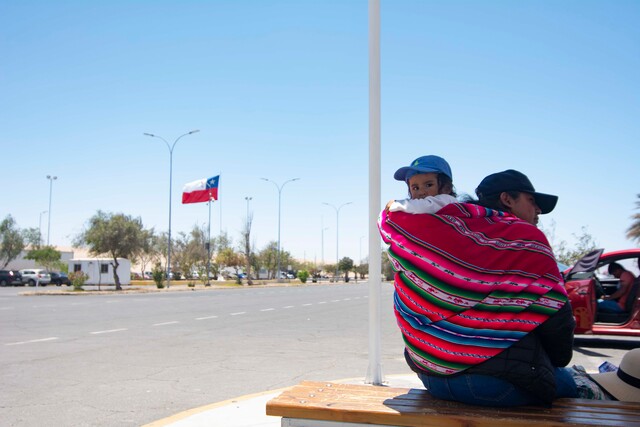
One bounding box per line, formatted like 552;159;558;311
394;155;453;182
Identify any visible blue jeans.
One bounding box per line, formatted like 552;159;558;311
598;299;623;313
418;368;578;407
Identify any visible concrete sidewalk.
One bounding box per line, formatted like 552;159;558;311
143;374;424;427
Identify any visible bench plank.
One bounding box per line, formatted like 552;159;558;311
266;381;640;427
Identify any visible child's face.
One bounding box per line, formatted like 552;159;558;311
408;173;440;199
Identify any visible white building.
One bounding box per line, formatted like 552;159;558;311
69;258;131;285
4;247;75;270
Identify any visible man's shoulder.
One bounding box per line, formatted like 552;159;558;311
622;270;636;283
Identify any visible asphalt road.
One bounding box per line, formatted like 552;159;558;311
0;282;636;426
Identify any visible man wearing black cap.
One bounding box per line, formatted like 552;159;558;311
475;169;559;226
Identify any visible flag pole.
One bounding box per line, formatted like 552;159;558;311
207;195;212;286
366;0;383;386
218;171;222;237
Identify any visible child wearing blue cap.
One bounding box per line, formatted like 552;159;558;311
386;155;457;213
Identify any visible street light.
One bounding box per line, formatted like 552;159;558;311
261;177;300;281
321;224;329;266
244;196;252;229
38;210;47;246
244;196;253;283
144;130;200;288
46;175;57;246
322;201;353;280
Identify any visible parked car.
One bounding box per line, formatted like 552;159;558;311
563;248;640;337
19;269;51;286
0;270;23;286
49;272;71;286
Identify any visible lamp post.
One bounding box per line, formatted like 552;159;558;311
244;196;253;283
206;194;214;286
261;177;299;281
144;130;200;288
244;196;252;229
322;201;352;280
46;175;57;246
321;224;329;266
38;210;47;246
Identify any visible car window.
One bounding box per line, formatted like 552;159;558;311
595;257;640;280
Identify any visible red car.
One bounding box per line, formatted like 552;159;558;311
564;249;640;337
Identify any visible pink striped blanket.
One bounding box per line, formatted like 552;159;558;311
379;203;567;375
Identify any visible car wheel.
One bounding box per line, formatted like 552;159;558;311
0;280;7;287
28;279;36;286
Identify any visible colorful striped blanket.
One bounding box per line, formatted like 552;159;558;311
379;203;567;376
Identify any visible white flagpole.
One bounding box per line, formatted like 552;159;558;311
366;0;383;386
218;172;222;236
207;195;212;286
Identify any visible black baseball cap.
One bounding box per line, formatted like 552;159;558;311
475;169;558;214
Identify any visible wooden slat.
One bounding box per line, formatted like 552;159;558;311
266;381;640;427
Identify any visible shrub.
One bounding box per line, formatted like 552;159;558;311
69;271;88;291
152;268;165;289
297;270;309;284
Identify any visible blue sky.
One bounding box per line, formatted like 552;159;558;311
1;1;639;267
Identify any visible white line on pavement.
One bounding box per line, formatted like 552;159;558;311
195;315;218;320
318;301;327;304
6;337;59;346
230;312;246;316
260;308;275;312
283;306;294;309
153;321;179;326
90;328;128;335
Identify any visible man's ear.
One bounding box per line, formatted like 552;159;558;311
499;192;514;209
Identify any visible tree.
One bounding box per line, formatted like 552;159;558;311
213;231;233;253
25;246;63;272
356;262;368;280
0;215;25;269
540;220;598;267
173;224;209;278
627;194;640;244
216;247;243;283
323;263;336;278
381;249;394;281
22;227;42;248
257;241;278;279
130;230;161;279
554;226;598;266
338;257;354;282
75;211;149;290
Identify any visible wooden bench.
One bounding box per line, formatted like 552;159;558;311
266;381;640;427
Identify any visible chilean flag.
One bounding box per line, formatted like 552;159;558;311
182;175;219;204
